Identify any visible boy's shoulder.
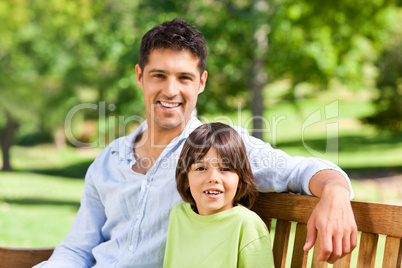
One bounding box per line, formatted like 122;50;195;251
234;206;269;232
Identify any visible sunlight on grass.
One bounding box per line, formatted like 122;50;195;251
10;144;101;172
0;173;84;247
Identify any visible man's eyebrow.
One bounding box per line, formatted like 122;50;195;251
147;69;197;78
148;69;168;74
178;72;197;79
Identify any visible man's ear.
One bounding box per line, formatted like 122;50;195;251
135;64;143;90
198;70;208;94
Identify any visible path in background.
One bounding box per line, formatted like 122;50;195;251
351;172;402;205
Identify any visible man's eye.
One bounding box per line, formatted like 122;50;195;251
154;74;165;78
180;76;192;80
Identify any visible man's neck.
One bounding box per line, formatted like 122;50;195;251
132;121;188;174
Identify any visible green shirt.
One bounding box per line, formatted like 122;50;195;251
163;202;274;268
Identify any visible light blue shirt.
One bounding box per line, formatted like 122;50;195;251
34;116;352;268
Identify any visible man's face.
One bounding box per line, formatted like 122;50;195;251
135;49;208;131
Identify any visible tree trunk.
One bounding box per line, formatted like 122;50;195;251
251;57;266;140
0;112;18;171
251;0;269;140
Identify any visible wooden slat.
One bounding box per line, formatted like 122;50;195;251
382;236;402;268
311;235;328;268
252;192;402;237
273;220;291;268
357;232;378;268
398;238;402;268
333;254;351;268
290;223;308;268
266;218;273;232
0;247;54;268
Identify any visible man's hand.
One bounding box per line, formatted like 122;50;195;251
303;170;358;264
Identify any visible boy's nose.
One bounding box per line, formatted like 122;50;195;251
208;170;221;184
208;178;220;184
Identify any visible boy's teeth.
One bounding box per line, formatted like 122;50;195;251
204;190;221;195
160;101;179;108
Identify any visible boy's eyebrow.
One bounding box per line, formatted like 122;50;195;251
193;158;224;164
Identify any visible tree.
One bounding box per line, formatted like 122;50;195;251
140;0;400;139
0;0;47;170
365;26;402;133
0;0;146;170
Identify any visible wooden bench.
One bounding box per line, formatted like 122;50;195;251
0;247;54;268
1;192;401;267
252;192;402;267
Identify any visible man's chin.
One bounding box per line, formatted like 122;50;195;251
154;118;187;130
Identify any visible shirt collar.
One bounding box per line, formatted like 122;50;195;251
110;116;202;160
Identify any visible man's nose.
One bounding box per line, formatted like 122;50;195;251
162;78;179;97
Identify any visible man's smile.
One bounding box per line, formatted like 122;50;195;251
158;101;181;108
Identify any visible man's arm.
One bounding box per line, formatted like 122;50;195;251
303;169;358;264
34;164;106;267
235;126;357;264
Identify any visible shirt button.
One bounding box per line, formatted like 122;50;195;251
136;214;141;219
129;245;134;251
143;180;148;186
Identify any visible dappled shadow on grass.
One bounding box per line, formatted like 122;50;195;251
27;160;93;179
1;197;80;209
276;134;402;154
343;166;402;180
276;134;402;179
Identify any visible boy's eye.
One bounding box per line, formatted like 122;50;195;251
195;166;206;171
221;167;232;172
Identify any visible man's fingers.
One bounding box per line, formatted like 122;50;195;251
350;227;358;251
304;222;317;251
317;233;333;262
326;235;343;264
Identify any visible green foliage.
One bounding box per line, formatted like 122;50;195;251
0;0;401;149
365;37;402;133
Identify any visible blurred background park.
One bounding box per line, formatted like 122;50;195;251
1;0;402;251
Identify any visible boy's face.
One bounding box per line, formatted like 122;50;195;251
135;49;207;132
187;147;239;216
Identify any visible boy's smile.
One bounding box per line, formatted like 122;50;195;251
188;147;239;216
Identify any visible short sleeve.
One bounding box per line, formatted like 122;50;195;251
238;235;274;267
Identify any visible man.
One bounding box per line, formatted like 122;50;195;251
35;18;357;267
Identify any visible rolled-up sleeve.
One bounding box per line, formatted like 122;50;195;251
235;126;354;198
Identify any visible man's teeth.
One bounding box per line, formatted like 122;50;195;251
160;101;179;108
204;190;222;195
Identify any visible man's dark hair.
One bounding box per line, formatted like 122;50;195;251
138;18;207;75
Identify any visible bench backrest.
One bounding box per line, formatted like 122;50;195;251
251;192;402;268
1;192;401;267
0;247;54;268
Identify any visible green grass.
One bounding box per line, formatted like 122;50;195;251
0;172;84;247
0;145;99;247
